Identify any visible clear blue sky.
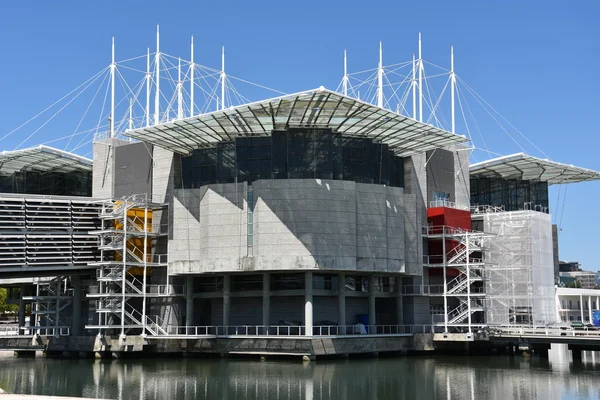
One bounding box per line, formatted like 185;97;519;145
0;1;599;269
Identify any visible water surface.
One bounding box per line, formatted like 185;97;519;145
1;345;599;399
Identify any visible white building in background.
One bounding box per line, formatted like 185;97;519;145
555;287;600;323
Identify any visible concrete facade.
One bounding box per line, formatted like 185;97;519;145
92;138;153;199
169;179;417;275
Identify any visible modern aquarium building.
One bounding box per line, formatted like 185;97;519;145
1;63;599;357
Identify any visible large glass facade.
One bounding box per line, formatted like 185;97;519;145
470;177;549;212
0;170;92;196
180;128;404;188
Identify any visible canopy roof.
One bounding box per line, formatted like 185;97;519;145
0;145;92;174
470;153;600;185
125;87;467;156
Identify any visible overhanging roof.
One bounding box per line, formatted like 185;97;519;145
470;153;600;185
125;87;468;156
0;145;92;175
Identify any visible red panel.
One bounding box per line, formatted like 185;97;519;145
427;207;471;231
426;207;472;267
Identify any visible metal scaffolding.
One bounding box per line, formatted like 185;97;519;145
24;276;73;335
423;225;492;333
477;210;556;326
85;194;172;337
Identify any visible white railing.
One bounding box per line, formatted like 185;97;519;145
1;327;72;337
490;325;600;338
0;326;20;336
425;225;469;236
429;200;470;211
470;205;505;214
147;285;184;295
144;324;441;337
150;254;168;264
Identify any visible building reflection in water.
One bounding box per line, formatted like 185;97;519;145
1;347;600;400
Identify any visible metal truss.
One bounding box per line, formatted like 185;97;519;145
423;225;493;333
85;194;172;337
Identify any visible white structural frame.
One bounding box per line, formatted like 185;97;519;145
470;153;600;185
422;223;491;333
0;145;92;174
85;194;174;337
124;88;467;156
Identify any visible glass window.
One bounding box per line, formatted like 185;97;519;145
433;191;450;202
345;275;368;292
470;177;549;212
195;276;223;292
313;274;338;291
231;275;263;292
373;276;396;292
179;128;405;188
271;274;305;290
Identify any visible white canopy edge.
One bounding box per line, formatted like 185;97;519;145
470;153;600;185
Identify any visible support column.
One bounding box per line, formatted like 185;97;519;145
369;275;376;334
186;276;194;327
588;296;593;323
18;285;26;335
580;294;584;323
223;275;231;328
305;272;313;337
395;277;403;326
338;272;346;328
71;276;82;335
262;272;270;332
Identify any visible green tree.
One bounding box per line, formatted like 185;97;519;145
0;288;18;314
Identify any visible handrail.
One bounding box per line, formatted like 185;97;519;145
489;325;600;338
140;324;443;337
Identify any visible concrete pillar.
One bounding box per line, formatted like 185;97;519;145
262;272;270;331
580;294;584;323
71;276;82;335
368;275;376;333
589;296;593;323
18;285;26;335
223;275;230;328
338;272;346;327
395;276;403;326
305;271;313;337
186;276;194;327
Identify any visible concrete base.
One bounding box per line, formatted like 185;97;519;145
0;333;489;360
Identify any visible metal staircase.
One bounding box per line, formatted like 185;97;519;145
424;224;492;332
85;194;170;337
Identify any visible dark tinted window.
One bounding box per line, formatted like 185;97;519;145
0;170;92;196
180;128;404;188
470;177;549;212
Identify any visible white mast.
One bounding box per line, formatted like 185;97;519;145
377;42;383;108
418;33;423;122
128;98;133;132
154;25;160;125
190;36;194;117
110;37;115;138
220;46;226;110
451;46;455;134
177;58;183;119
342;49;348;96
145;48;150;127
412;53;416;119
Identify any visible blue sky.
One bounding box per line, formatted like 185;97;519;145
0;1;599;269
